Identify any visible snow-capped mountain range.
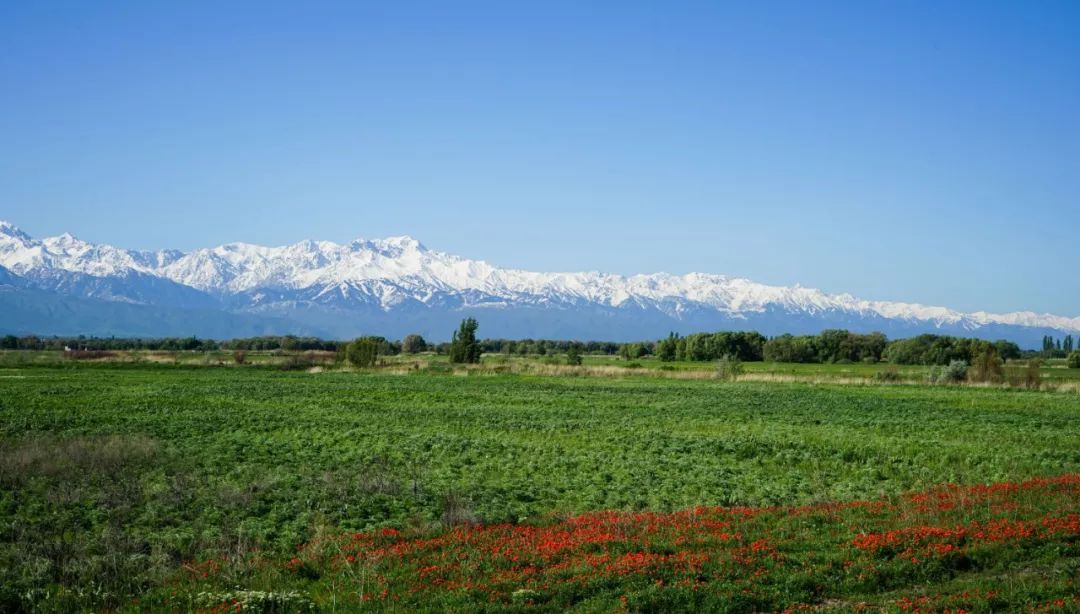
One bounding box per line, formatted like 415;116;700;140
0;220;1076;346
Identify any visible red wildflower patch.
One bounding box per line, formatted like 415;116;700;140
178;474;1080;611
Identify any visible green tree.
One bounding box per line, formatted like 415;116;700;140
656;333;679;362
992;340;1022;361
763;334;818;363
401;334;427;354
345;337;379;367
566;343;583;366
1043;335;1057;356
449;318;481;364
817;329;854;363
618;343;645;360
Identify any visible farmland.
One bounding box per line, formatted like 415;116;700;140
1;359;1079;611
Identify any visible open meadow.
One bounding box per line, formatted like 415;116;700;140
1;356;1078;611
6;1;1080;611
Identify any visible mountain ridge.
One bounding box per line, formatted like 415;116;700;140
0;220;1076;345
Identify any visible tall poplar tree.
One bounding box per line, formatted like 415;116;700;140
449;318;481;364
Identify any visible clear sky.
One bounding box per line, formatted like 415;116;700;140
1;1;1077;315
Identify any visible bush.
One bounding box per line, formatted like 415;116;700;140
232;350;247;365
1068;351;1080;369
345;338;379;368
875;367;901;382
927;360;968;384
280;353;316;371
942;359;970;383
619;343;646;360
402;334;427;354
1024;359;1042;390
714;354;744;381
566;344;583;366
968;350;1003;384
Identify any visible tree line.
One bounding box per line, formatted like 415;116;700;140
1;335;229;352
647;330;1031;366
2;323;1064;369
654;331;769;362
883;335;1021;365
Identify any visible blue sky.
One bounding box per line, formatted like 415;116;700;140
1;1;1077;315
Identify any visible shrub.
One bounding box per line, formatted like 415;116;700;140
942;359;970;383
566;344;583;366
232;350;247;365
402;334;427;354
928;360;968;384
968;350;1003;384
714;354;744;381
280;353;316;371
1068;351;1080;369
619;343;646;360
345;338;379;368
875;367;901;382
1024;359;1042;390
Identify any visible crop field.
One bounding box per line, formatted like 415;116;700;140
1;362;1079;611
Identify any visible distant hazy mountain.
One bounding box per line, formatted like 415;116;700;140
1;220;1076;346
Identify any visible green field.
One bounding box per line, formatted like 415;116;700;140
1;362;1079;611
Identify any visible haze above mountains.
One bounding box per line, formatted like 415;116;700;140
0;220;1076;347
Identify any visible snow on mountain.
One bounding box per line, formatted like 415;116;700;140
1;219;1078;340
0;222;181;279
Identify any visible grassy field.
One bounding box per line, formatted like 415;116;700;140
1;361;1079;611
7;349;1078;385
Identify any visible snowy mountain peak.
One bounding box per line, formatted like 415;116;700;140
43;232;87;250
349;235;427;256
0;220;32;243
0;221;1077;342
383;235;426;251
